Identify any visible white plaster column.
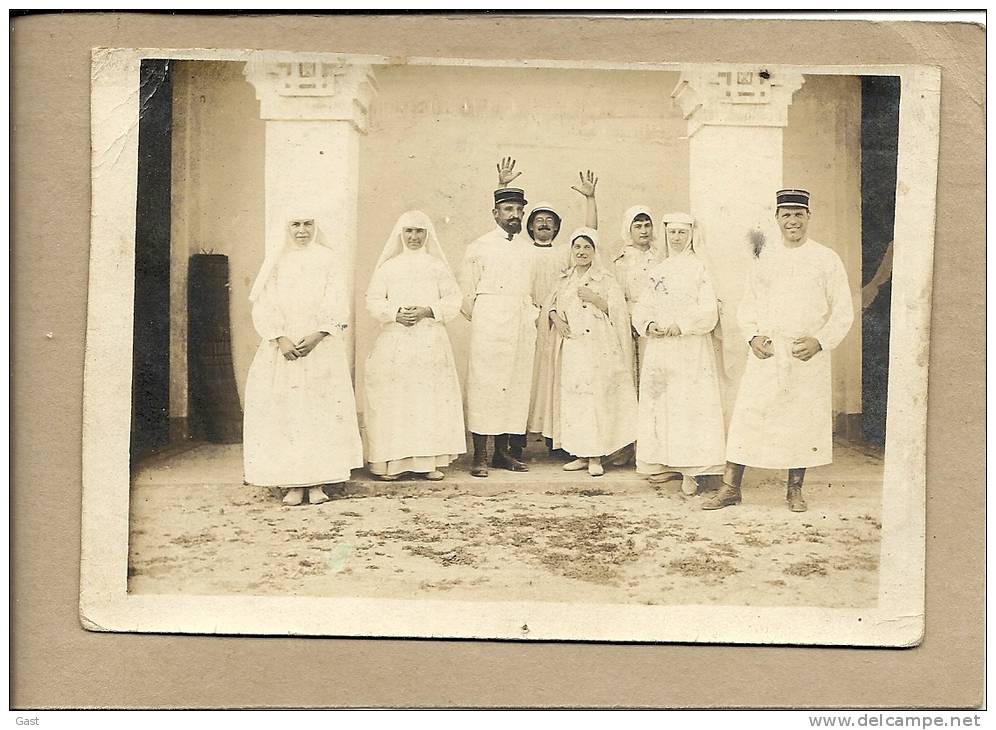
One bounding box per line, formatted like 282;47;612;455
244;54;378;366
671;67;804;414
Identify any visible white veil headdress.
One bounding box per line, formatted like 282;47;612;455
566;226;609;274
249;213;333;302
620;204;657;247
373;209;451;273
660;211;700;258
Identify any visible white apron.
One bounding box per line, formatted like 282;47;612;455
460;227;539;435
726;238;854;469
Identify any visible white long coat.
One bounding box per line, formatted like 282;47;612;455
459;227;539;435
362;251;466;466
527;242;570;434
243;244;363;487
632;251;726;473
612;243;660;384
541;267;637;457
726;238;854;469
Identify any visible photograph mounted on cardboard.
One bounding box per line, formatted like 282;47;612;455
81;47;938;645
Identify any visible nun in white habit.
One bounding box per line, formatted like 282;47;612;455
363;210;466;481
542;227;637;477
632;212;726;496
243;215;364;506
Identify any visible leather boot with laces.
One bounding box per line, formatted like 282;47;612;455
701;462;745;511
786;468;808;512
700;482;742;510
470;433;489;478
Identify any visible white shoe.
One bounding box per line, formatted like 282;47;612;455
588;459;604;477
681;475;699;496
282;488;304;506
308;486;330;505
563;458;588;471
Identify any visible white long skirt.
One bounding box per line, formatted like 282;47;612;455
363;319;466;472
635;333;726;476
243;335;363;487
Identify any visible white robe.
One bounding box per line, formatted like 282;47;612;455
459;227;539;435
542;267;638;457
362;250;467;473
632;251;726;475
243;243;363;487
612;243;660;385
527;241;571;434
726;238;854;469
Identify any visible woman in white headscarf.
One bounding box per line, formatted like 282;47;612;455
243;215;364;506
362;210;466;481
541;228;637;477
632;212;726;496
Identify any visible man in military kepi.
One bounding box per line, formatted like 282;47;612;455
703;188;854;513
459;181;540;477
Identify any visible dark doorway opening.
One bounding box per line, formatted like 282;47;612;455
130;59;173;463
860;76;900;448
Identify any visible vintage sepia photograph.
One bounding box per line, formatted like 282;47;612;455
80;47;938;645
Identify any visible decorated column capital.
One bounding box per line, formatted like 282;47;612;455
243;53;378;131
671;67;805;137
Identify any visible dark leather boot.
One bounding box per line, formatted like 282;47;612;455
509;433;527;462
470;433;488;478
491;434;528;471
786;468;808;512
701;462;745;511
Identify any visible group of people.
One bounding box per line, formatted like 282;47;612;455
242;160;854;514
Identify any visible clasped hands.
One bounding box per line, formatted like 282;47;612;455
647;321;681;337
276;331;327;361
396;305;433;327
750;335;822;361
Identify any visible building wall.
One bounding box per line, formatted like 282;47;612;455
168;61;864;428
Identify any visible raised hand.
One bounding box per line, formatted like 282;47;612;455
570;169;599;198
497;156;522;186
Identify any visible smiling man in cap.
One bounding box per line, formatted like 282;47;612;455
703;188;854;513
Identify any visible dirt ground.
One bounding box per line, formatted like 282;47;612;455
128;440;883;607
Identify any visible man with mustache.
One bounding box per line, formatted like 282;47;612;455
459;177;540;477
703;188;854;513
495;159;600;460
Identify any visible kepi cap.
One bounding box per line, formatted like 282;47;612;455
776;188;811;209
494;187;528;206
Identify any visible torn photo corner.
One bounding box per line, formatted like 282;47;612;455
81;46;937;646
